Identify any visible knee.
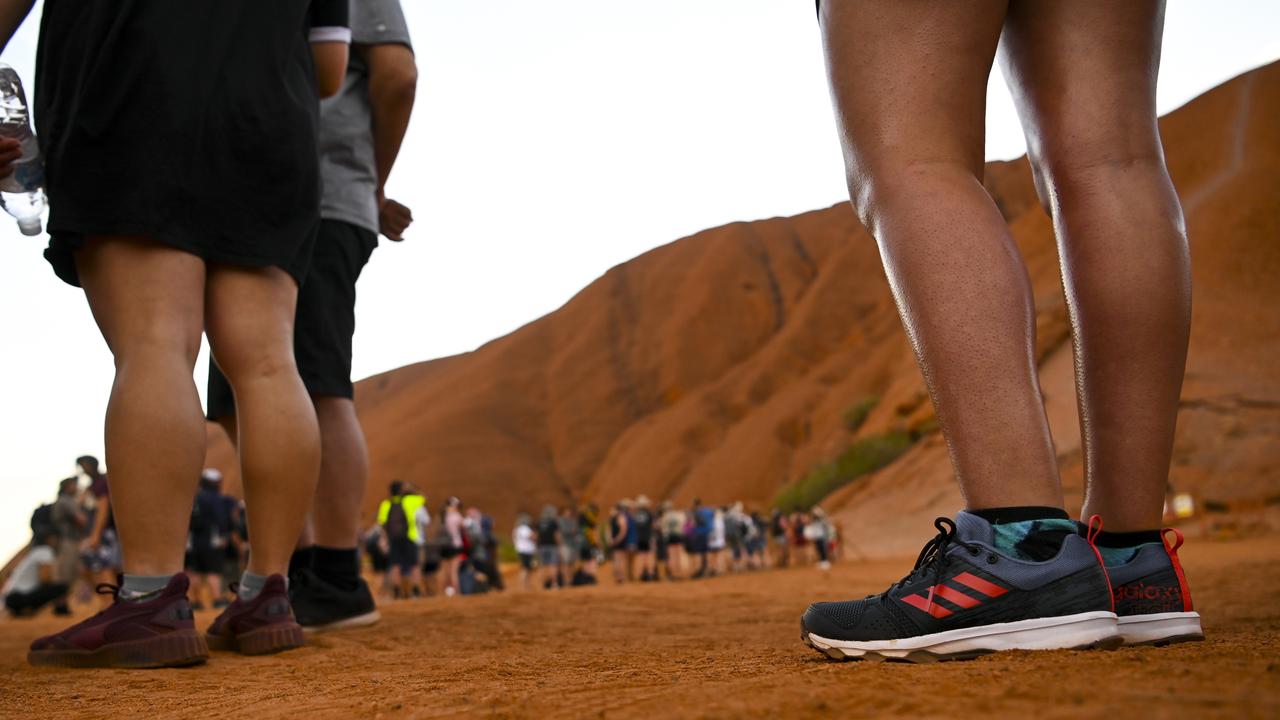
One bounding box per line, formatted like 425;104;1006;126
1027;132;1171;210
111;324;201;373
209;338;297;389
847;158;983;236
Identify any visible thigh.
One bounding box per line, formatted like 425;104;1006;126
999;0;1166;173
75;236;205;359
820;0;1009;191
204;264;299;377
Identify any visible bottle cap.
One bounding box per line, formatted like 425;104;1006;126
18;217;41;236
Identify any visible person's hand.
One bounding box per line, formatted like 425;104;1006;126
378;197;413;241
0;137;22;179
80;536;99;553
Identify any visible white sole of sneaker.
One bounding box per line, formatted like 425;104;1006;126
302;609;382;634
805;610;1120;662
1117;611;1203;646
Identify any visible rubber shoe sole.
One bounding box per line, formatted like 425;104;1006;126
206;622;305;656
28;629;209;669
802;610;1122;663
301;609;381;635
1117;611;1204;646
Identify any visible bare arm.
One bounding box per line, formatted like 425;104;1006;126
312;42;349;99
361;43;417;195
0;0;34;53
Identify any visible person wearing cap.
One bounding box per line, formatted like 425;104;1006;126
189;469;232;609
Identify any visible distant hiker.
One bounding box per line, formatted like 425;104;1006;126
807;507;833;571
50;476;85;614
576;503;601;583
689;499;713;579
768;509;790;568
76;456;119;608
3;529;68;618
188;469;231;609
536;505;562;590
608;501;632;584
657;501;686;580
557;506;579;587
440;497;466;597
513;514;537;590
378;481;426;599
633;496;657;582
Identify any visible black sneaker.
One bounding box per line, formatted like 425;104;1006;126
289;568;380;633
801;513;1120;662
1104;528;1203;646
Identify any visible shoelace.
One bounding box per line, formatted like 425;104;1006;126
887;517;982;597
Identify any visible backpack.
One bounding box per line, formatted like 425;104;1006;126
30;503;55;539
384;498;410;540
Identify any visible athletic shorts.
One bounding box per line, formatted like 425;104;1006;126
388;537;419;574
422;558;441;575
519;552;534;571
440;544;462;560
81;529;121;573
578;544;595;563
206;219;378;419
537;545;560;567
190;541;225;575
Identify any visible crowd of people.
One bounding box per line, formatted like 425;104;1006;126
346;484;845;606
525;497;844;587
2;457;253;618
5;473;845;618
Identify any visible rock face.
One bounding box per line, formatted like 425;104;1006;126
205;62;1279;555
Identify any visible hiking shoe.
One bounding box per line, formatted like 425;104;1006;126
800;513;1120;662
28;574;208;669
205;574;304;655
290;568;381;633
1105;528;1204;646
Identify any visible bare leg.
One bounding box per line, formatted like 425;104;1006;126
1000;0;1189;531
205;266;321;578
821;0;1062;509
76;237;206;575
310;397;369;547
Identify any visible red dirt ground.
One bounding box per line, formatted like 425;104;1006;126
1;533;1276;719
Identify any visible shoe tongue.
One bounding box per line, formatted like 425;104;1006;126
954;511;995;546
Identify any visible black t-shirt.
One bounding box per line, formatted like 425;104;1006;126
634;509;653;541
536;518;559;547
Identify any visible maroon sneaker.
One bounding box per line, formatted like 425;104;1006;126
206;574;305;655
28;573;208;669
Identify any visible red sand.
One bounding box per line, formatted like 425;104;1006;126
1;534;1276;718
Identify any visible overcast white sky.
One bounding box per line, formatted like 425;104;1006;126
1;1;1277;563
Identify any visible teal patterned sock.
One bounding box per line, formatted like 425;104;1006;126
991;518;1079;561
1098;542;1162;567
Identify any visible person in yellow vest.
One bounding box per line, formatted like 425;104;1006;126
377;481;426;600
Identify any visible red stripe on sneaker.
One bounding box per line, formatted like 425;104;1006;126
1085;514;1116;613
901;592;953;618
934;584;982;609
952;572;1008;598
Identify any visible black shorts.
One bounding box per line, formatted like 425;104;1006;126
440;544;462;560
388;538;419;574
519;553;534;571
190;541;224;575
206;219;378;419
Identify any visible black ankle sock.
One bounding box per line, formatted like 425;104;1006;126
1093;529;1163;548
311;546;360;591
289;547;315;577
969;506;1070;524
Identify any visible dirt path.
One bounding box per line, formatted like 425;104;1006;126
1;534;1277;719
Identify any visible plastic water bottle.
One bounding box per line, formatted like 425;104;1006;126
0;62;45;236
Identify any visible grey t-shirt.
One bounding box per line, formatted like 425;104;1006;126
318;0;413;233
